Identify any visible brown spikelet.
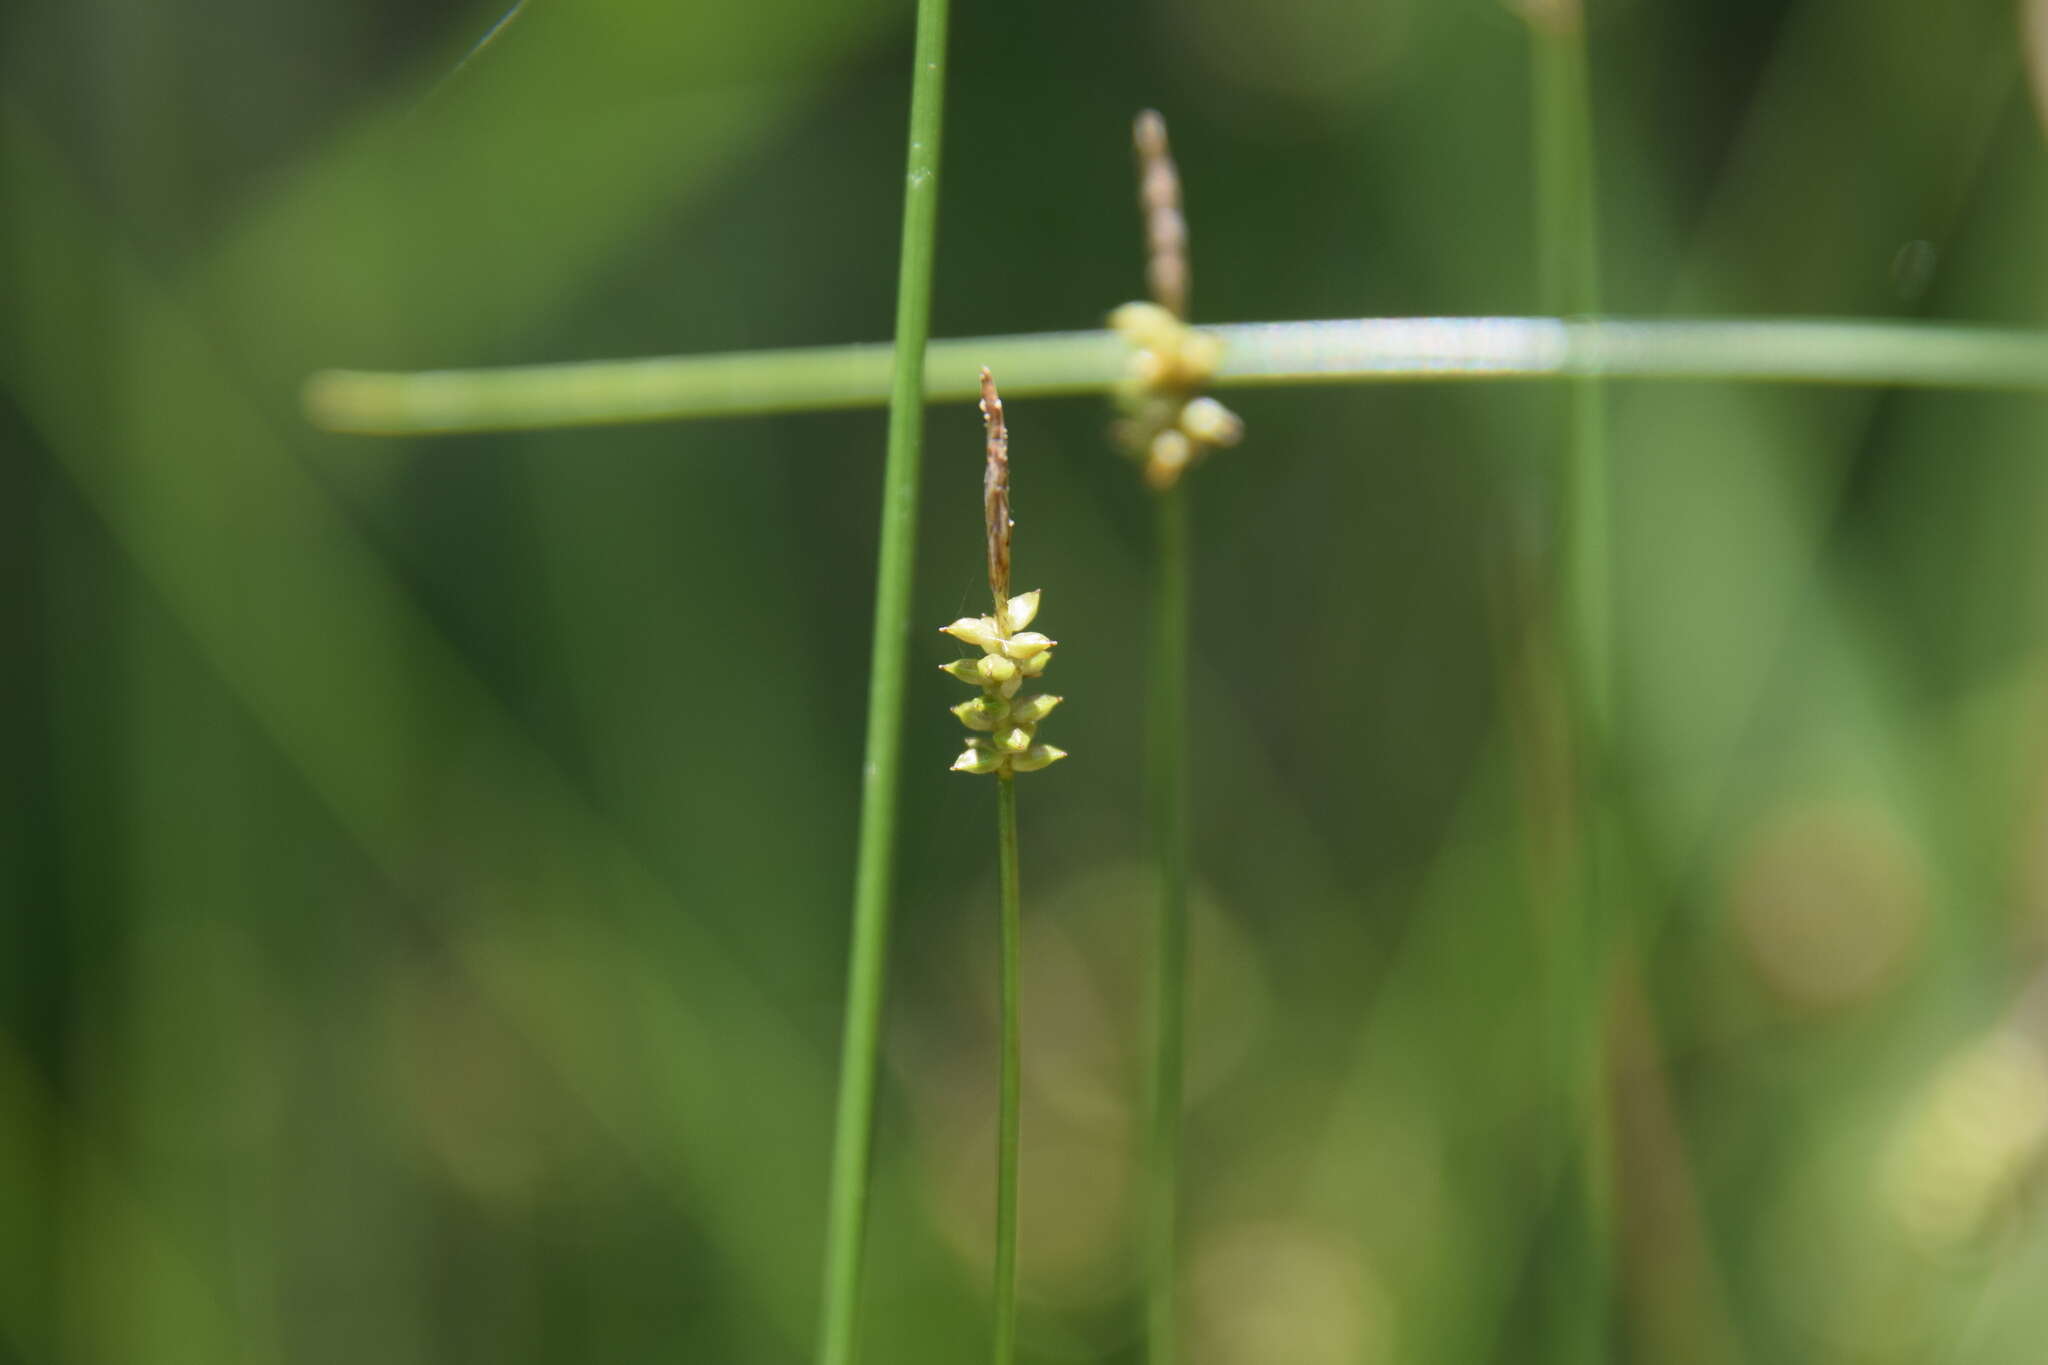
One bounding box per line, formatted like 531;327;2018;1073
980;367;1011;608
1134;109;1190;321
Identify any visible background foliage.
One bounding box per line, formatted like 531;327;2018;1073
8;1;2048;1362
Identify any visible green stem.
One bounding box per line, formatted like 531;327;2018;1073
1529;4;1614;1363
993;772;1021;1365
816;1;951;1362
1144;482;1190;1365
307;317;2048;435
1532;2;1611;725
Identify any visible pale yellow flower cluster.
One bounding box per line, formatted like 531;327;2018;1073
940;589;1066;775
1109;301;1245;490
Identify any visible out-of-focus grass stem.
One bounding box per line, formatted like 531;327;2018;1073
816;0;951;1362
1527;1;1615;1362
306;318;2048;436
1124;109;1203;1365
1144;479;1190;1365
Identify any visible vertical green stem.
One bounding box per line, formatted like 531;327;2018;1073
1532;1;1612;722
992;772;1022;1365
816;2;951;1363
1529;3;1614;1363
1144;482;1191;1365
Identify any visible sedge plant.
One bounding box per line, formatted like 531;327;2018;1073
1106;110;1242;1365
288;37;2048;1365
939;368;1066;1365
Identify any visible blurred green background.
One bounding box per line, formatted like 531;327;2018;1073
9;0;2048;1362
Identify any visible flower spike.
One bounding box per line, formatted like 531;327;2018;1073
943;369;1067;776
1110;111;1245;490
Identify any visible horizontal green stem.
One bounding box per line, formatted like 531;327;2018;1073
305;317;2048;435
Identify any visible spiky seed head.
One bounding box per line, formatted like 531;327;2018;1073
941;368;1065;774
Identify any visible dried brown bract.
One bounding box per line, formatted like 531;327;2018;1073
980;366;1011;609
1134;109;1190;322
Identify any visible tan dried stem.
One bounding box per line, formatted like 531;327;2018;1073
980;366;1012;609
1134;110;1189;321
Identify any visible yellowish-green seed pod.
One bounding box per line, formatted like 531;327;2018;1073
952;698;1004;731
1002;590;1041;633
1010;744;1068;773
952;742;1006;775
1180;395;1243;447
1009;694;1062;725
942;615;1004;651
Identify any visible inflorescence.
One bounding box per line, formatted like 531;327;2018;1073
941;369;1067;776
1110;300;1244;490
1109;109;1245;491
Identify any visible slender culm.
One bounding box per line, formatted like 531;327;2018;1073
1144;472;1190;1365
993;770;1022;1365
939;371;1064;1365
1525;1;1617;1362
1114;109;1239;1365
816;1;953;1362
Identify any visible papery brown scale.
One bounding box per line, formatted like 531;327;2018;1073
980;366;1012;607
1134;109;1190;321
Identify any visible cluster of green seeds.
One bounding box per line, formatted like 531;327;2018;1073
1110;301;1244;490
942;591;1065;774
